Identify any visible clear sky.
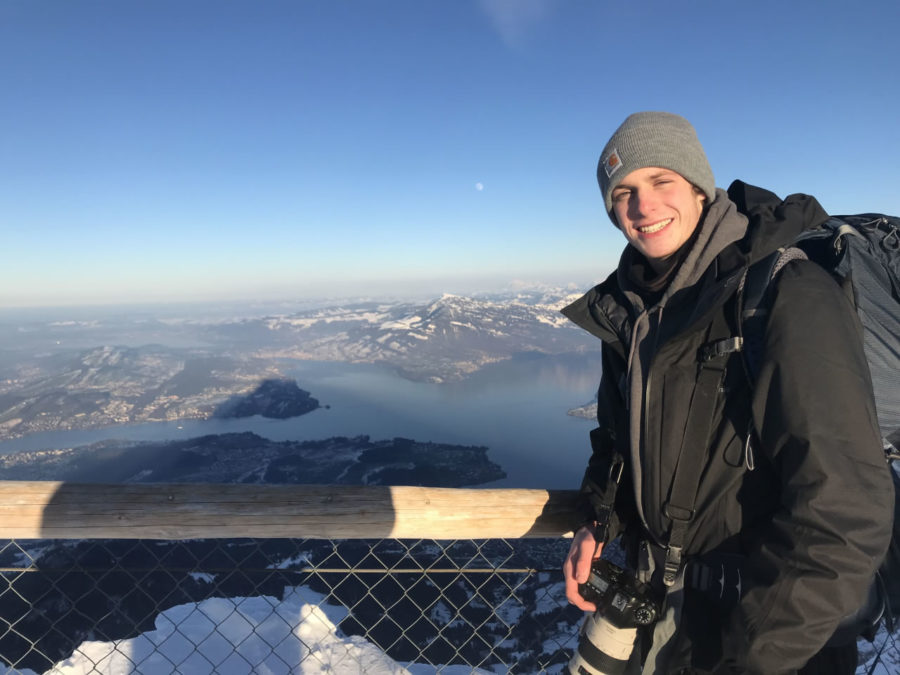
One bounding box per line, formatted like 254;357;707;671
2;0;899;307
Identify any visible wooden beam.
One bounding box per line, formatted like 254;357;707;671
0;482;580;540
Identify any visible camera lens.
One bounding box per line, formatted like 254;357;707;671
567;612;636;675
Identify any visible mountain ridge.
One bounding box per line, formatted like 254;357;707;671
0;289;595;441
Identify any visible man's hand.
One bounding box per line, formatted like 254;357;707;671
563;525;603;612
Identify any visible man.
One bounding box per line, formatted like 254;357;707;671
561;112;893;674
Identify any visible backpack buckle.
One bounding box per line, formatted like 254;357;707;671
698;337;743;362
663;545;683;587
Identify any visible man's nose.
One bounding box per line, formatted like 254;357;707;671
629;189;657;218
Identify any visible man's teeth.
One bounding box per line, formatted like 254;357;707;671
638;218;672;234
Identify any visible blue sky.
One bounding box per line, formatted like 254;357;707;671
2;0;899;307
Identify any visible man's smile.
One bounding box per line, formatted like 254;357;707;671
635;218;673;235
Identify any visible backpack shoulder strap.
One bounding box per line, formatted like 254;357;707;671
738;246;809;383
663;310;743;586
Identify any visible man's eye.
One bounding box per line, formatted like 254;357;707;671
612;191;629;202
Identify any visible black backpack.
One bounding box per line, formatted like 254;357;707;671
739;213;900;637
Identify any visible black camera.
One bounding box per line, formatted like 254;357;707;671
578;558;661;628
568;559;661;675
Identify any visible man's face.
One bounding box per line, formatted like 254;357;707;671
610;167;707;271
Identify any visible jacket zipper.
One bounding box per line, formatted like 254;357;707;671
642;306;665;544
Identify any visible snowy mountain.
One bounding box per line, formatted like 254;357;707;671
243;291;590;382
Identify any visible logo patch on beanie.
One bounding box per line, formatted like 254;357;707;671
603;149;623;179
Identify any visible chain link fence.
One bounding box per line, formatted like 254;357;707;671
1;536;898;674
0;536;584;674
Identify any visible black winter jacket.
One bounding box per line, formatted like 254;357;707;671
561;181;894;674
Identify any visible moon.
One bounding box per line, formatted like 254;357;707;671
475;182;484;191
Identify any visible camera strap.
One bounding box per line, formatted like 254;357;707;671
583;427;626;544
662;311;739;586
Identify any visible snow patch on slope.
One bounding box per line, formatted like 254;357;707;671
26;585;497;675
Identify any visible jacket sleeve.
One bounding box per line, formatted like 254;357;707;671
722;260;894;673
576;343;638;539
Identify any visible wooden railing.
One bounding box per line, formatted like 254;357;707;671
0;482;581;539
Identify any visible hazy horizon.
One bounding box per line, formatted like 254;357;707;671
0;273;600;313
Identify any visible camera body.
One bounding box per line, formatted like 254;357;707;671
568;559;662;675
578;558;660;627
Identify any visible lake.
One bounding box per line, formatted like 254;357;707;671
0;353;602;489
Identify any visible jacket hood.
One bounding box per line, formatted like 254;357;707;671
726;179;830;264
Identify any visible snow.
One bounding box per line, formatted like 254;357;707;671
493;596;524;627
534;315;569;328
428;601;453;626
379;317;422;330
858;625;900;674
267;552;312;570
267;310;390;329
4;575;890;675
406;666;495;675
8;583;510;675
28;586;419;675
128;469;154;481
541;628;578;667
534;581;566;615
188;572;216;584
427;601;466;630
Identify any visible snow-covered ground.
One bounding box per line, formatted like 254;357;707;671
1;586;496;675
1;562;892;674
2;580;896;675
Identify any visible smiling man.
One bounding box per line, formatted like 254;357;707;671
608;167;706;270
560;112;893;674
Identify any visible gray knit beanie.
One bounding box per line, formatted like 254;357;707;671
598;112;715;223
